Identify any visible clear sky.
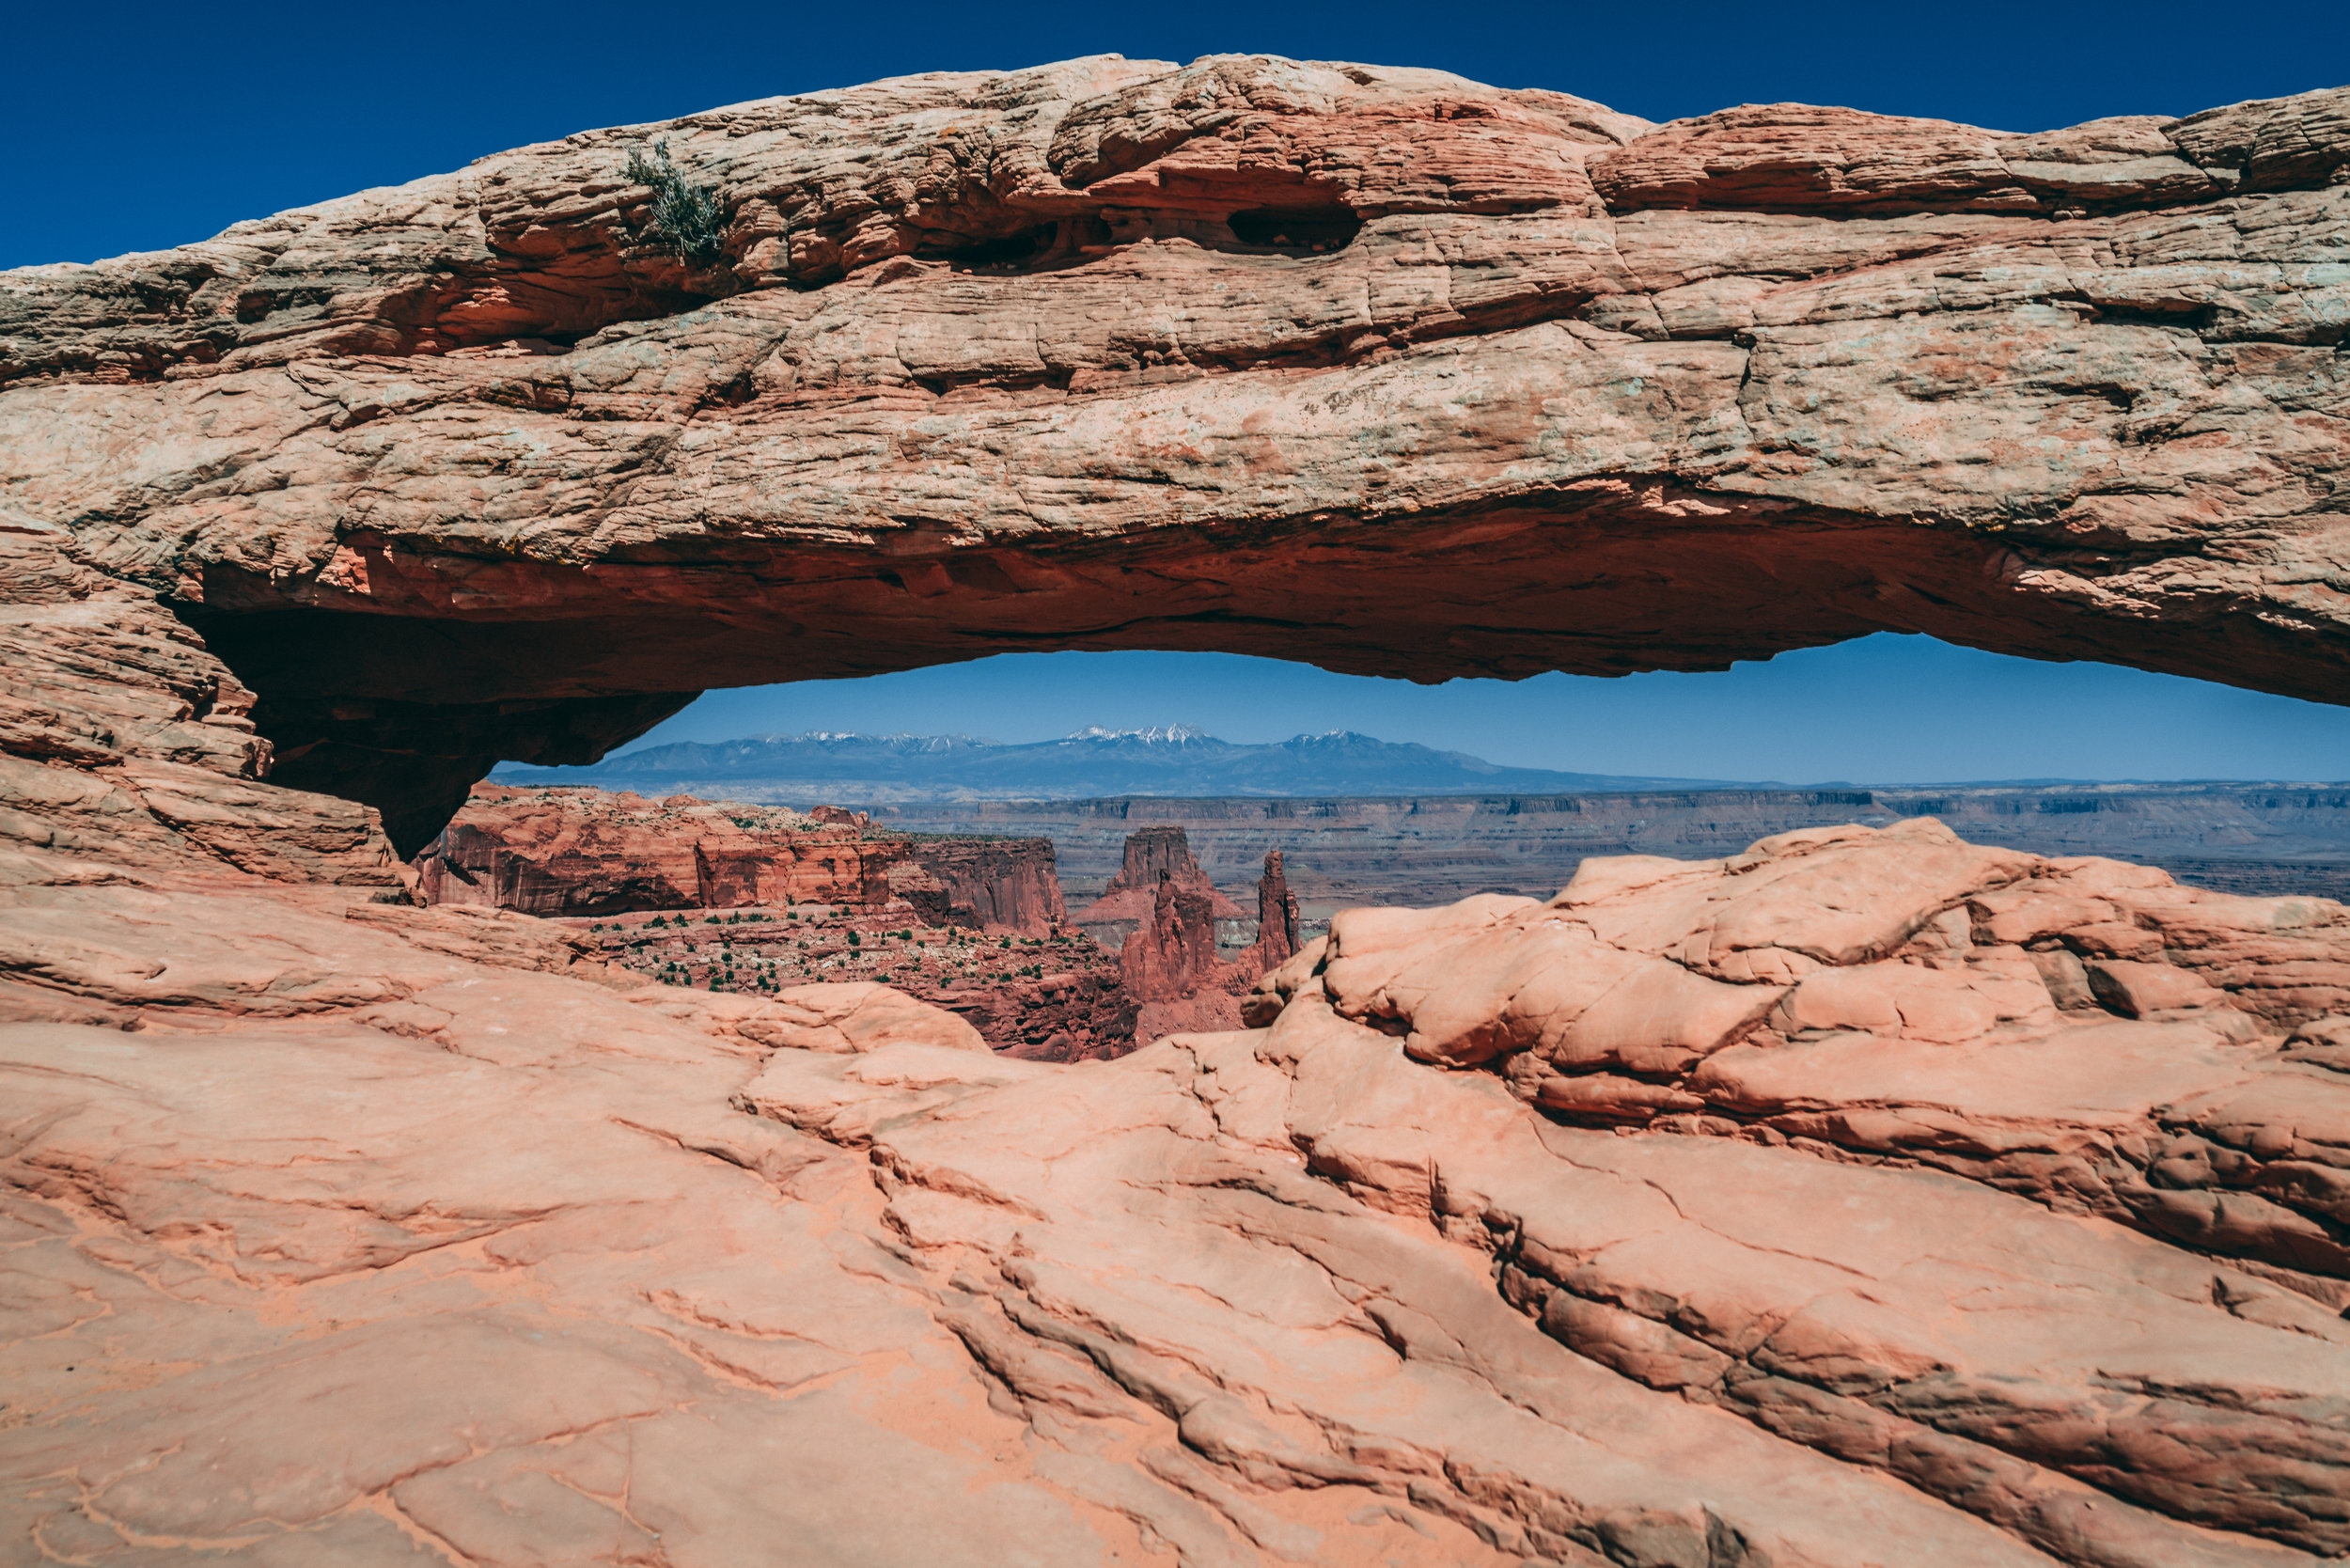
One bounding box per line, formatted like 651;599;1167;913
10;0;2345;782
626;638;2350;786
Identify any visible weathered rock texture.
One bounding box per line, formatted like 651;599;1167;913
419;782;1067;933
4;58;2346;847
8;55;2350;1566
8;821;2350;1564
1124;847;1306;1043
577;904;1136;1058
1078;824;1249;925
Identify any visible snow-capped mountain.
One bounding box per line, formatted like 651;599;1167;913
493;728;1747;803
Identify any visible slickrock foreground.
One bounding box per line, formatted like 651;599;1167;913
2;56;2344;845
6;816;2350;1565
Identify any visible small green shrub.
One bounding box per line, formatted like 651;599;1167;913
620;140;727;267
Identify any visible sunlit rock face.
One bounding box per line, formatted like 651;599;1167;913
415;781;1068;933
7;57;2350;1567
8;816;2350;1564
3;56;2346;846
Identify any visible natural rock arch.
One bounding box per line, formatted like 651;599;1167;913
5;55;2346;853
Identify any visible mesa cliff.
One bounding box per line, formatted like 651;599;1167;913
4;54;2350;1568
417;783;1067;934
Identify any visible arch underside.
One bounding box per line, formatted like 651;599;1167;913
182;482;2345;854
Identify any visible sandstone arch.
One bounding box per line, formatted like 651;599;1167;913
13;59;2350;1568
6;56;2347;855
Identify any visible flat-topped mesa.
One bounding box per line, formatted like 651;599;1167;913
415;784;1066;935
4;57;2346;855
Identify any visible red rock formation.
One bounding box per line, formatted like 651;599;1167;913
1119;870;1244;1040
1074;823;1244;923
415;784;1066;934
885;837;1067;936
1232;848;1301;976
7;61;2345;849
922;966;1136;1062
10;55;2350;1563
1119;847;1304;1042
8;820;2350;1563
573;904;1133;1058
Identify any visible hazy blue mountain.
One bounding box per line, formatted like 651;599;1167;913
492;726;1755;802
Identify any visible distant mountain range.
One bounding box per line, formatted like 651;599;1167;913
492;726;1755;803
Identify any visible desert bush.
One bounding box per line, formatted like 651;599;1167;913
620;140;727;267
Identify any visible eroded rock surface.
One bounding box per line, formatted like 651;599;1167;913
6;819;2350;1564
1080;825;1249;926
1121;846;1303;1043
3;57;2346;843
419;781;1068;933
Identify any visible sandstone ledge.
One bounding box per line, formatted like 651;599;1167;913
4;821;2348;1564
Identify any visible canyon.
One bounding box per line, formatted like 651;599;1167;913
3;51;2350;1568
418;784;1068;934
882;784;2350;918
413;789;1306;1057
418;783;1139;1055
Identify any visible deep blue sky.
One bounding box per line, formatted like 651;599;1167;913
11;1;2346;782
13;0;2344;269
629;638;2350;785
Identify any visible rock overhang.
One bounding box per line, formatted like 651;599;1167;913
4;54;2347;850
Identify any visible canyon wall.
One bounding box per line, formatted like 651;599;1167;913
883;784;2350;915
892;836;1068;934
2;59;2344;849
417;784;1065;934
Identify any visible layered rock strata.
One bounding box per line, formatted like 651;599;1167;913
1246;816;2350;1306
5;820;2349;1564
1077;824;1248;925
884;786;2350;917
0;533;411;889
1123;847;1306;1043
417;783;1068;934
4;58;2345;845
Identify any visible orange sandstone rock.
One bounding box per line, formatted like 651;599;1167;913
2;59;2344;847
8;819;2350;1561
